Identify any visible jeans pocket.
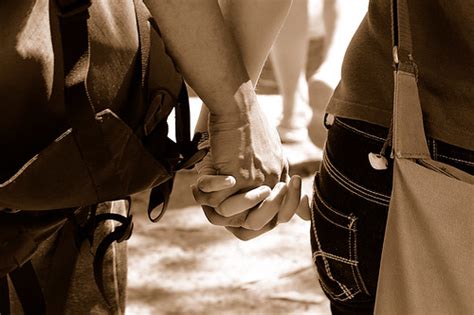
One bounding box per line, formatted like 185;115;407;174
310;172;370;302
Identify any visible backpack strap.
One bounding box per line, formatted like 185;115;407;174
54;0;126;202
91;204;133;308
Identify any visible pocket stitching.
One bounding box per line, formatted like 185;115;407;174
315;243;360;301
349;220;370;296
319;280;358;302
313;194;354;231
311;182;364;302
314;175;354;222
334;118;386;143
313;251;358;266
323;155;391;206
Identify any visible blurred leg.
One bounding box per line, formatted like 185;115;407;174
270;0;323;172
310;0;368;90
194;0;292;133
270;0;311;143
307;0;369;147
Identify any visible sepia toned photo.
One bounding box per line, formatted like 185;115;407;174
0;0;472;314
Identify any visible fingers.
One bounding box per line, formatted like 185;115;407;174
296;194;311;221
241;182;287;230
200;175;305;232
280;158;290;183
202;205;249;227
191;185;235;208
197;175;236;192
277;175;302;223
226;217;278;241
215;186;272;217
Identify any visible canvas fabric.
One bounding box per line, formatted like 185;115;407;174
0;0;194;313
374;68;474;315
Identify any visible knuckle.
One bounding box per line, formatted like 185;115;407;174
278;213;292;223
266;173;280;186
226;212;248;227
214;205;229;217
233;230;254;241
191;186;203;203
202;206;221;225
237;234;253;241
205;195;222;208
242;217;265;231
254;176;265;186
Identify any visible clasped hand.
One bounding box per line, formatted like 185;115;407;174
191;95;310;240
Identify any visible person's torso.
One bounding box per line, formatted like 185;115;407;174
327;0;474;150
0;0;140;181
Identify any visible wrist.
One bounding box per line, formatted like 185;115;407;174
207;81;257;119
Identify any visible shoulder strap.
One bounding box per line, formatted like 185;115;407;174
391;0;430;159
391;0;416;74
53;0;125;201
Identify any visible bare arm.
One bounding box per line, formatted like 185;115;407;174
145;0;298;239
144;0;253;116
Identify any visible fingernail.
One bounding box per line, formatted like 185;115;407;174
292;176;302;189
257;186;271;196
224;176;236;187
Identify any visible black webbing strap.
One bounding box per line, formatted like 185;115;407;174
134;0;151;90
134;0;200;221
147;180;173;222
9;261;46;315
175;83;192;159
134;0;193;159
0;276;10;314
92;210;133;308
391;0;416;74
55;0;125;202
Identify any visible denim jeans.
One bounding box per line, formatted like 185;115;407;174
310;117;474;315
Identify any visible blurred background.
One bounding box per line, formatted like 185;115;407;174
127;1;367;313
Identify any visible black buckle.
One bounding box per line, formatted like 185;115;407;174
55;0;92;18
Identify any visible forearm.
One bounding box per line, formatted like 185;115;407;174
145;0;255;117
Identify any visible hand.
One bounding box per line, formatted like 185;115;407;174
208;84;289;200
192;152;308;240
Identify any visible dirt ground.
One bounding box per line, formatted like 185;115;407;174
126;170;330;315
